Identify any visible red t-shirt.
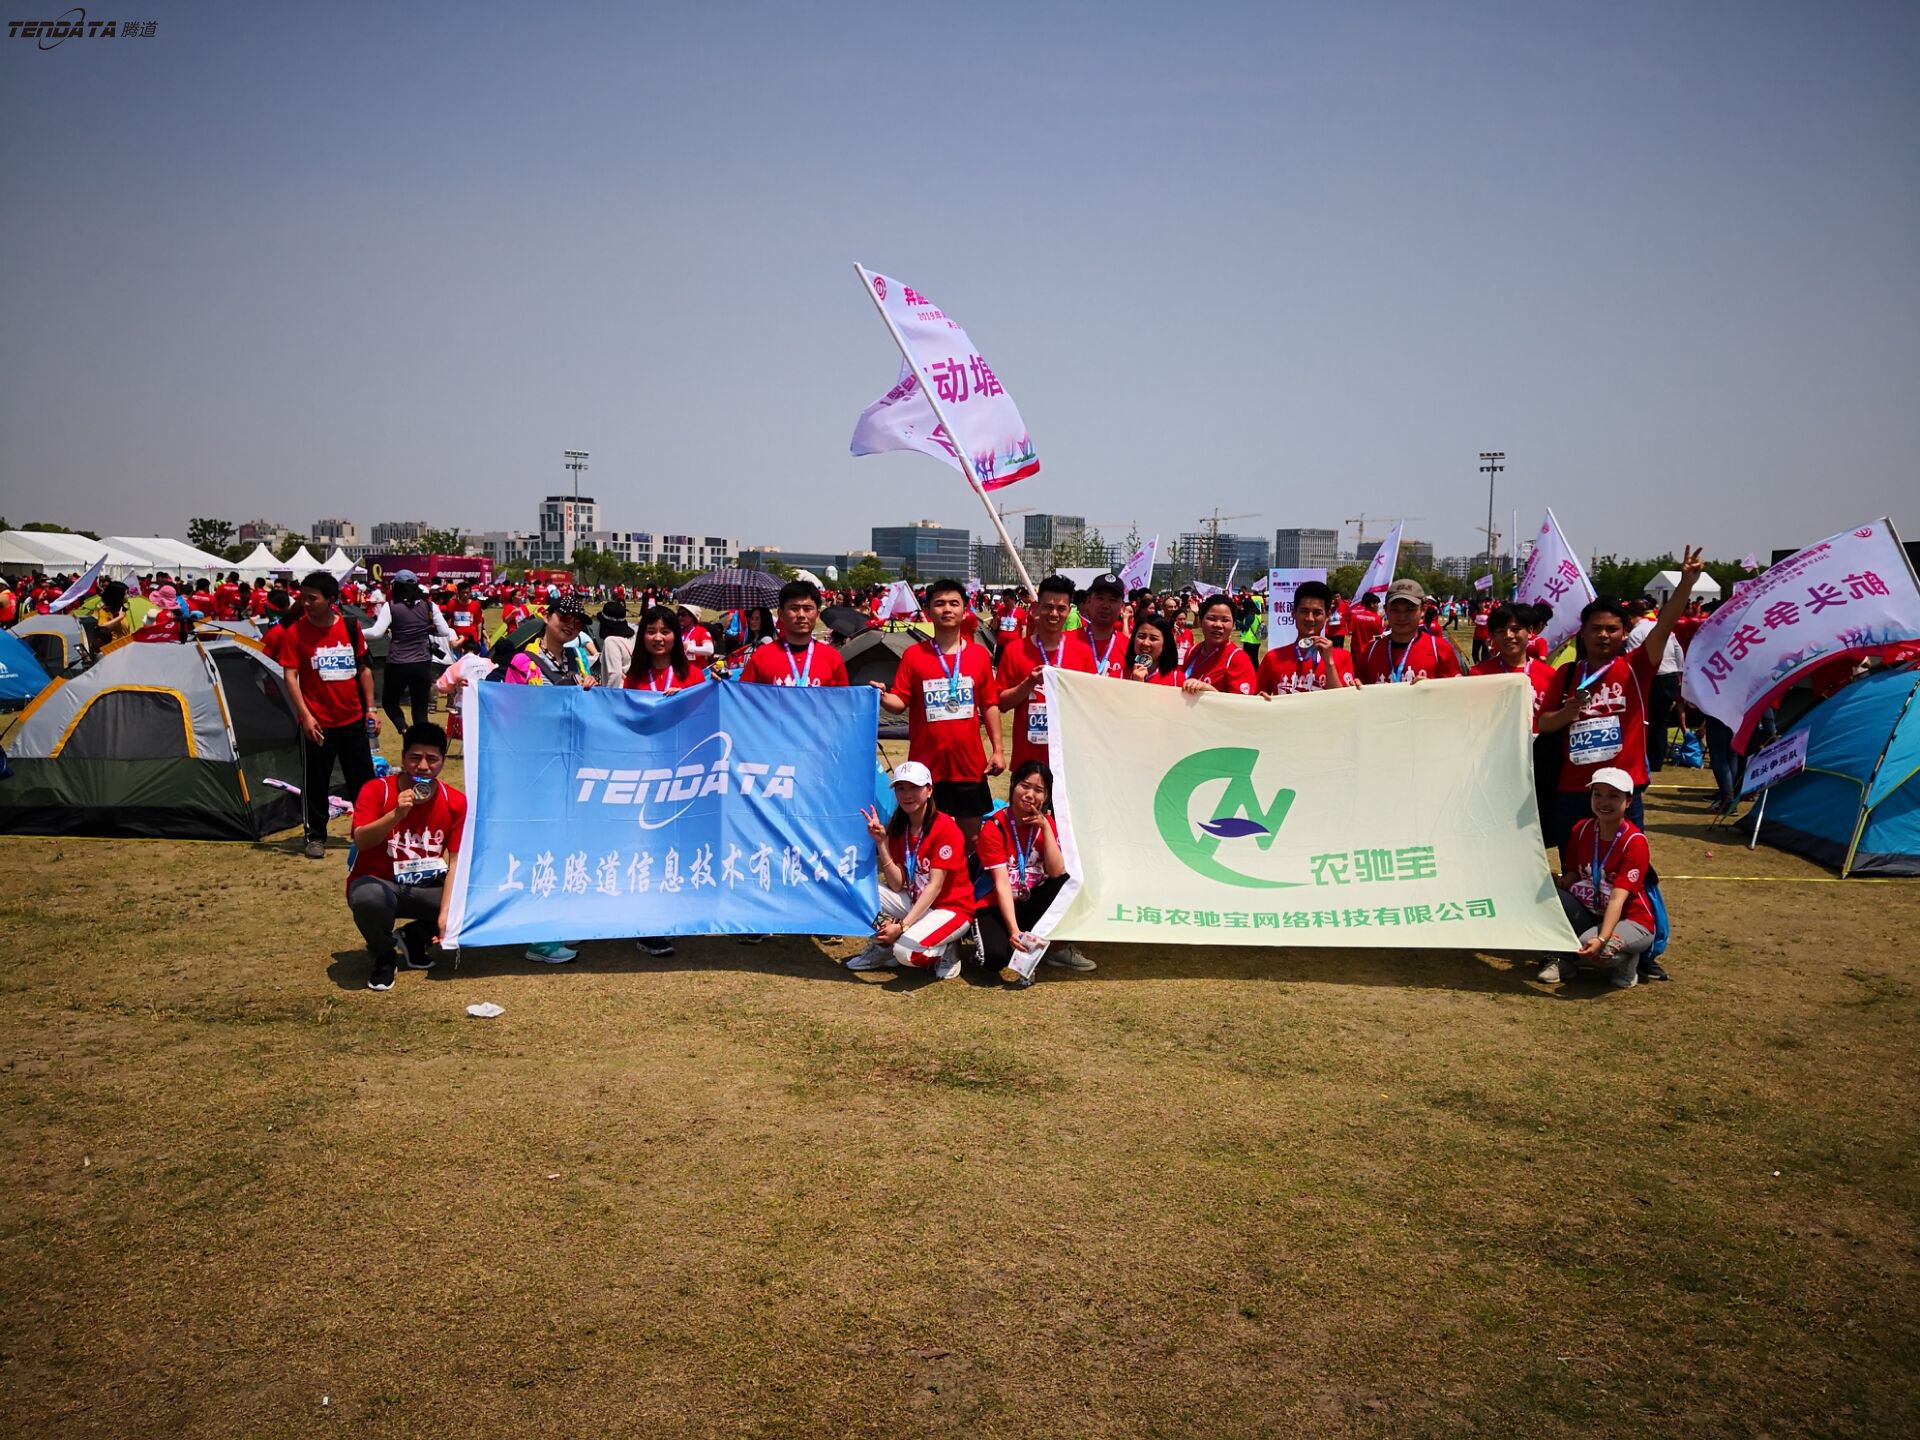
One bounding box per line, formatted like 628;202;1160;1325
1473;606;1491;641
886;811;977;919
278;612;370;729
1326;600;1347;637
1673;614;1706;654
1355;632;1464;685
976;810;1059;898
1078;626;1130;679
188;588;214;617
737;640;849;688
1257;643;1358;695
887;638;1000;784
1469;654;1558;730
1543;646;1658;791
446;599;485;640
1561;817;1655;933
1527;635;1550;661
1133;665;1185;687
135;605;184;643
994;604;1028;641
623;662;707;693
347;775;467;893
1347;608;1383;652
213;583;242;620
1181;641;1256;694
996;631;1096;771
247;588;271;617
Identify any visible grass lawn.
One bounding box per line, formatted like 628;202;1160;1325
1;710;1915;1437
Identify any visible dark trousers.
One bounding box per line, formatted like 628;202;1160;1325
382;661;435;732
304;723;376;843
1550;788;1645;852
1646;673;1681;772
348;876;442;959
975;874;1070;970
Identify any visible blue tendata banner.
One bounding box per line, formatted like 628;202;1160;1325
444;681;881;946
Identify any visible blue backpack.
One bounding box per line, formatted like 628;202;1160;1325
1643;875;1671;960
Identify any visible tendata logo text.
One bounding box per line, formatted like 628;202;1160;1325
574;731;797;831
9;8;158;47
1153;746;1302;889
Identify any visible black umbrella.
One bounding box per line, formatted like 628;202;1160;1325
820;605;876;641
675;568;783;611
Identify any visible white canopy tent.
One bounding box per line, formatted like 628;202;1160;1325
1646;570;1723;606
232;542;292;581
281;546;325;576
321;547;362;578
0;530;146;580
102;536;233;576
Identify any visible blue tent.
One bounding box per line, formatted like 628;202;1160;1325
1751;667;1920;876
0;628;53;705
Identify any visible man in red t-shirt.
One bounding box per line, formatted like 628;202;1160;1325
1257;580;1358;695
1469;602;1556;727
1355;581;1464;685
881;577;1003;845
993;591;1029;645
1541;767;1661;987
1077;572;1131;678
1471;601;1493;662
1538;547;1703;847
1346;593;1383;655
737;579;849;688
1325;592;1348;649
212;573;243;621
995;574;1096;773
347;721;467;991
444;581;486;648
278;569;378;858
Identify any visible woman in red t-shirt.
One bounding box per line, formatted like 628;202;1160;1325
622;606;707;693
1542;768;1659;988
1127;614;1184;686
976;760;1090;986
848;762;975;979
1180;596;1258;695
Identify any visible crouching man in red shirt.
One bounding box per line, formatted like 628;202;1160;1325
346;722;467;992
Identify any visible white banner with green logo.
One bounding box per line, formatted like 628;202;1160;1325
1041;670;1578;949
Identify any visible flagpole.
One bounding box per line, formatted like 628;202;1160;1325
855;264;1037;595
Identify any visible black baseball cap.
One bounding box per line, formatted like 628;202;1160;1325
1088;572;1125;596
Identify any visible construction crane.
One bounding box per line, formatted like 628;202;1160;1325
1196;509;1260;582
1345;514;1427;550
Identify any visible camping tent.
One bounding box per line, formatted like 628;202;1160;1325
232;543;291;581
1747;666;1920;876
196;616;264;641
10;614;93;676
0;633;305;840
1646;570;1722;605
103;536;232;576
282;546;324;576
0;628;53;706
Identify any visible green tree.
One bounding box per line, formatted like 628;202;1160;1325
274;534;312;563
19;520;101;540
187;517;235;554
842;555;892;590
403;528;467;556
570;546;626;587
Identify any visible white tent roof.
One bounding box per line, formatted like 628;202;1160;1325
0;530;146;579
102;535;233;574
282;546;324;575
232;542;292;580
1646;569;1722;601
321;547;361;577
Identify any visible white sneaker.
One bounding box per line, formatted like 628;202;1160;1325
845;946;894;971
931;952;962;981
1538;959;1567;984
525;942;578;964
1043;943;1095;971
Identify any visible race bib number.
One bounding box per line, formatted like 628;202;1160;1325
1025;699;1049;746
393;855;448;886
998;616;1016;632
1568;713;1624;765
312;643;358;681
922;676;974;723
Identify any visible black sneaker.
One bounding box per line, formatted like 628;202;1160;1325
368;955;397;991
399;925;435;970
1638;957;1670;982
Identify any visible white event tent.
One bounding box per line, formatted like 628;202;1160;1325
0;530;147;579
281;546;325;575
102;536;233;577
321;547;362;577
232;543;292;581
1645;570;1723;605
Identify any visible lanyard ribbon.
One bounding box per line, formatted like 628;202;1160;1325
782;640;815;688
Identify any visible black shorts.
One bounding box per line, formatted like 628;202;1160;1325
933;779;993;820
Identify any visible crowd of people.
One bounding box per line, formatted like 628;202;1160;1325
1;548;1750;996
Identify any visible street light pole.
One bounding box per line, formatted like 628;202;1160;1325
1478;451;1505;595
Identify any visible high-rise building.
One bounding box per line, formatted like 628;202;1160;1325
311;518;361;546
371;520;430;547
237;518;289;546
1023;514;1085;552
1273;527;1339;568
1357;538;1435;571
537;495;600;548
871;521;971;579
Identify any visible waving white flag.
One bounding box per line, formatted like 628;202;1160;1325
1357;522;1403;597
876;579;922;621
850;268;1039;492
49;555;106;613
1118;535;1158;593
1515;508;1597;653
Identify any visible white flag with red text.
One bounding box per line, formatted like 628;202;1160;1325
1357;522;1403;597
1515;508;1597;653
850;268;1039;492
1682;519;1920;749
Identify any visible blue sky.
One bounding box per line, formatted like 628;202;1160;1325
2;1;1915;564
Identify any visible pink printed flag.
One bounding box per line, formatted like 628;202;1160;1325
1473;574;1494;593
1515;508;1597;653
1682;519;1920;750
851;267;1039;492
1741;552;1761;572
1118;535;1158;593
875;579;922;621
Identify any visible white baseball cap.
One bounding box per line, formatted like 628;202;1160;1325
1589;767;1635;794
891;760;933;788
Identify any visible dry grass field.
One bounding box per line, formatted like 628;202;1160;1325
2;715;1916;1437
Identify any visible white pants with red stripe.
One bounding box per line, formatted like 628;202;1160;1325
878;887;971;968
